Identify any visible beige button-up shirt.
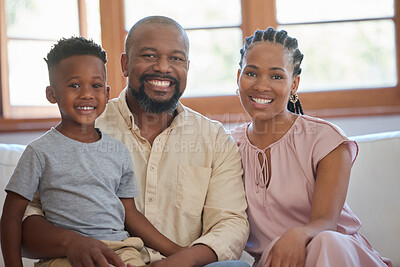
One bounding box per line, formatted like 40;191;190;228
96;89;248;261
25;88;249;262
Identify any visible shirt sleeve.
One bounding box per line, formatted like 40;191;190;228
6;145;41;201
190;127;249;261
311;120;358;175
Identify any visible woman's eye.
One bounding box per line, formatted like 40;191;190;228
272;75;282;80
69;84;79;88
245;72;256;77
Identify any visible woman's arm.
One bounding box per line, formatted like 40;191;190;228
121;198;185;257
1;192;29;267
21;214;126;267
265;143;352;267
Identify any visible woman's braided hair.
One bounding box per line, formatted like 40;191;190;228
239;27;304;114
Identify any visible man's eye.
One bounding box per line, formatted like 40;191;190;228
272;75;282;80
143;54;156;58
171;56;184;61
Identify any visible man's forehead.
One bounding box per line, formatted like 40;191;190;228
130;24;188;53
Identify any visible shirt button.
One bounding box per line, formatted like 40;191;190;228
151;250;157;254
148;196;154;203
150;165;156;171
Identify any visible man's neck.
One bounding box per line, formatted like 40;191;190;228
127;92;176;145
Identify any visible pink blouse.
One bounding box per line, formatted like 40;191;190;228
230;115;359;260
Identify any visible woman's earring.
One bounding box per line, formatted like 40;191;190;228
287;93;304;115
289;93;299;104
236;89;240;96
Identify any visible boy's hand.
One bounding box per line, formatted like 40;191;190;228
65;234;125;267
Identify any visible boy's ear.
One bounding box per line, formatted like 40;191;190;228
46;86;57;104
106;85;110;102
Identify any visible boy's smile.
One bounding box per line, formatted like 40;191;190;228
46;55;109;140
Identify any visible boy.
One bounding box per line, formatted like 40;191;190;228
1;37;182;267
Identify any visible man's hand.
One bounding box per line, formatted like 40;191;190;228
143;244;217;267
21;215;126;267
64;234;126;267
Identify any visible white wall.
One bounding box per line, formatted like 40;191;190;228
327;114;400;137
1;115;400;145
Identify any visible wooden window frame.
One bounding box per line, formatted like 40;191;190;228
1;0;400;132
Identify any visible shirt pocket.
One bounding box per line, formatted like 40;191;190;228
176;165;211;217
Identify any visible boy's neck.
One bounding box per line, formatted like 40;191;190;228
55;123;100;143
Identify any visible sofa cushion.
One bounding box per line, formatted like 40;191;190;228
0;143;26;210
0;144;37;266
347;131;400;266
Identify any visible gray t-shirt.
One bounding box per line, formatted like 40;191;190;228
6;128;138;241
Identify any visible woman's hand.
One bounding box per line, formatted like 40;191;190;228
264;227;310;267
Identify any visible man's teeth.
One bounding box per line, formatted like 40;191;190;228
76;106;95;110
252;97;272;105
148;80;171;87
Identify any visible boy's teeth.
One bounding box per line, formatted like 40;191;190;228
252;97;272;104
76;106;94;110
148;80;171;87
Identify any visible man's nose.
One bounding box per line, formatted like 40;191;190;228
153;56;172;73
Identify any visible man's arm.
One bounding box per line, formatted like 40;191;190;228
121;198;185;257
190;128;249;261
21;211;126;267
146;245;217;267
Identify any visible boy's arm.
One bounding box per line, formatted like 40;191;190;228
121;198;185;257
21;215;127;267
1;192;30;267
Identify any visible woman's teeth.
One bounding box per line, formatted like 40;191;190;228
251;97;272;105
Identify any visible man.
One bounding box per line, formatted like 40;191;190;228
22;16;249;267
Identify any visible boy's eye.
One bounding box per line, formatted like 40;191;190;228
93;83;103;88
69;84;79;88
271;75;282;80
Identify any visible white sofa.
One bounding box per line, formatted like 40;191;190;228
1;131;400;267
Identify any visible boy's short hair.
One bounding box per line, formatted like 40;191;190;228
45;36;107;71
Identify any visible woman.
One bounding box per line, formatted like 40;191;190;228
231;27;392;267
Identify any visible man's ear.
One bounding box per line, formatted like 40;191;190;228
121;53;129;77
46;86;57;104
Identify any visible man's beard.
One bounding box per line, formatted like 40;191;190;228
129;74;183;114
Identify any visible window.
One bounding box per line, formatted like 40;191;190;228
0;0;100;130
124;0;242;97
276;0;397;90
1;0;400;132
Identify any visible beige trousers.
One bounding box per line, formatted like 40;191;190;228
34;237;146;267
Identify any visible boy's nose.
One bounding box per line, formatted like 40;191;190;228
80;86;94;98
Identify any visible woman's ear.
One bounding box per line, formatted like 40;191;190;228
237;69;241;85
291;75;300;95
46;86;57;104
